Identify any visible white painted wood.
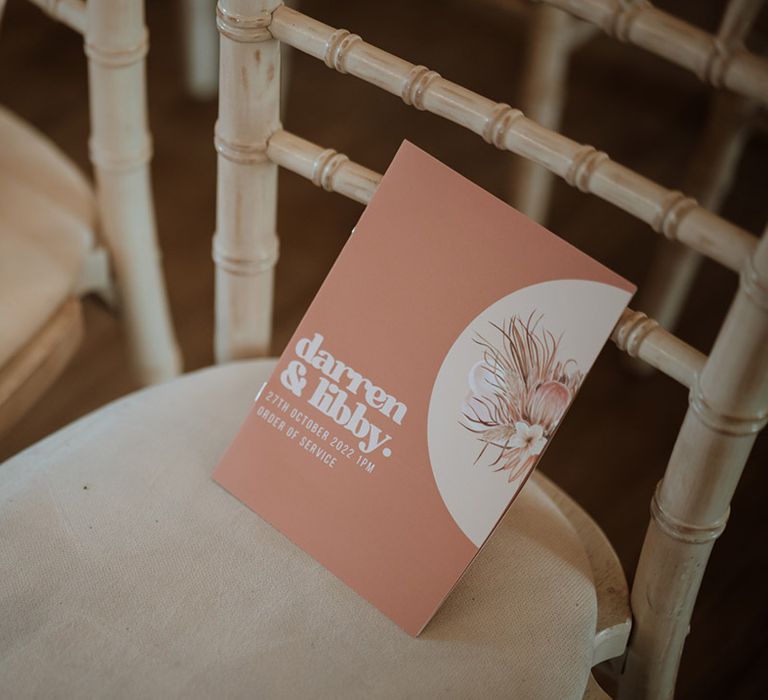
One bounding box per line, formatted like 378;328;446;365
86;0;181;383
532;0;768;104
635;94;754;338
76;246;116;306
266;129;705;394
2;0;180;431
183;0;294;108
509;4;573;224
268;6;758;274
267;130;382;205
512;0;760;248
609;308;705;389
214;0;281;361
183;0;219;99
716;0;765;47
634;0;761;336
27;0;85;34
620;227;768;699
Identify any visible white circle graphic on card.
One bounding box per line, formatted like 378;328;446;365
427;279;628;546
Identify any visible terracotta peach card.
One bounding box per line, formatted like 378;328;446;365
213;141;635;636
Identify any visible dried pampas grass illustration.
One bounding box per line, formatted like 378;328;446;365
461;312;583;482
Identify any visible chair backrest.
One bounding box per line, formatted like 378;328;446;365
212;2;768;697
510;0;765;341
14;0;180;385
537;0;768;103
511;0;765;221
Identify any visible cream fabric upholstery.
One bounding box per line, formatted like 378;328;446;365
0;107;94;367
0;360;597;699
0;106;96;227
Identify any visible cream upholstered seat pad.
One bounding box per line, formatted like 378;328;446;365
0;106;95;366
0;360;597;700
0;106;96;226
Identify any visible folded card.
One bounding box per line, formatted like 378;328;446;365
213;141;635;635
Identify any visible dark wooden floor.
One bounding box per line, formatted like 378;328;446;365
1;0;767;697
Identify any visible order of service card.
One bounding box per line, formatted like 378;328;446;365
213;141;635;635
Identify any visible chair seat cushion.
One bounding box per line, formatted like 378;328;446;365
0;105;96;227
0;360;597;699
0;107;95;367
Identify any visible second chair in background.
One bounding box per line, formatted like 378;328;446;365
512;0;766;335
0;0;181;436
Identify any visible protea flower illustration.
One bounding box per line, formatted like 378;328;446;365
461;313;583;482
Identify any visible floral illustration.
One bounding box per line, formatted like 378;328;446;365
461;313;583;483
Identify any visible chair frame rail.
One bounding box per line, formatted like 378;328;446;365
22;0;181;384
530;0;768;104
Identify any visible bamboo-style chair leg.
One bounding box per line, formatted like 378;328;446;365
509;5;596;223
629;93;754;379
183;0;293;110
508;4;570;223
631;0;761;343
533;0;768;103
619;226;768;699
76;246;118;308
183;0;219;100
86;0;181;384
214;0;281;362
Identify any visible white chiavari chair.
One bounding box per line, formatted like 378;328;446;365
0;0;180;435
508;2;597;223
511;0;767;339
183;0;220;99
181;0;294;104
185;0;766;337
1;2;766;698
